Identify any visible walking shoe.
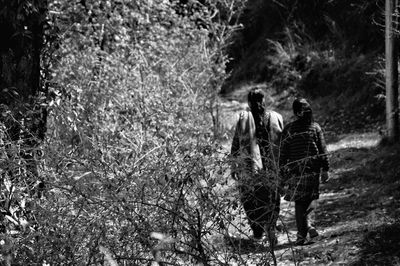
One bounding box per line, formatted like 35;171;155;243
276;224;284;232
294;234;306;246
250;235;265;243
308;227;319;238
269;235;278;247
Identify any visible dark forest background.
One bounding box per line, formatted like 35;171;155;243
223;0;386;135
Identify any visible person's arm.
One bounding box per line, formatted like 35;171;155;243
279;126;290;182
279;125;290;166
231;121;240;158
230;114;242;180
315;124;330;182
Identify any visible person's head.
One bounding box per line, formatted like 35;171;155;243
247;88;265;115
292;98;313;124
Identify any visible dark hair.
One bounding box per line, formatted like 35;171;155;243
248;88;266;138
248;88;264;104
247;88;264;111
248;88;265;115
292;98;313;124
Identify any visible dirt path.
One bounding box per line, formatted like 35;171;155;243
274;132;384;265
218;97;400;265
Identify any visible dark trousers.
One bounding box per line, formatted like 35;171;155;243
241;185;280;238
295;199;313;238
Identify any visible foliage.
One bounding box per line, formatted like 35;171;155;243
0;1;48;264
224;28;386;134
221;0;385;116
298;53;385;134
1;1;391;265
0;0;274;265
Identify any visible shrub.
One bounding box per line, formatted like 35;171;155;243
0;1;265;265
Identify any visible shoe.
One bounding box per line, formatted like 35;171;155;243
269;236;278;247
294;234;306;246
250;235;265;243
267;230;278;246
308;227;319;238
276;224;283;232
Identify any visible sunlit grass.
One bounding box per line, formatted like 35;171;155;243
327;132;380;152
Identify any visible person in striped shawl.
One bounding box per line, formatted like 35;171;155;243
279;98;330;245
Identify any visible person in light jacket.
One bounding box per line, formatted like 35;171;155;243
231;88;283;245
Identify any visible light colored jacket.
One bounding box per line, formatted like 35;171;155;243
231;110;262;181
231;109;283;184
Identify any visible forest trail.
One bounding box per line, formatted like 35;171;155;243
274;132;386;266
218;97;400;265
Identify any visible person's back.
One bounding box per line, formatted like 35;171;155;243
280;120;326;174
279;98;330;245
230;110;262;184
230;88;282;246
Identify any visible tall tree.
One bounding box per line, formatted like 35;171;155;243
0;1;49;264
0;0;48;190
385;0;399;141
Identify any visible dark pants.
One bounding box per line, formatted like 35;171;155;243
295;199;313;238
241;185;280;238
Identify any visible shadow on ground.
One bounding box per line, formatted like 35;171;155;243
224;235;306;255
351;223;400;266
319;143;400;227
272;138;400;265
224;235;269;254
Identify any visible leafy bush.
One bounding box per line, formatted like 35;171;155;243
0;0;270;265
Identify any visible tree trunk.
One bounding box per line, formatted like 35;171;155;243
385;0;400;141
0;0;48;191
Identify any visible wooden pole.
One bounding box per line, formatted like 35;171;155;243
385;0;399;141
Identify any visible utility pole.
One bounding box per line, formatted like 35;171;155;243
385;0;400;141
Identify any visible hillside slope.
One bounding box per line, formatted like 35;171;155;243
221;0;386;134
